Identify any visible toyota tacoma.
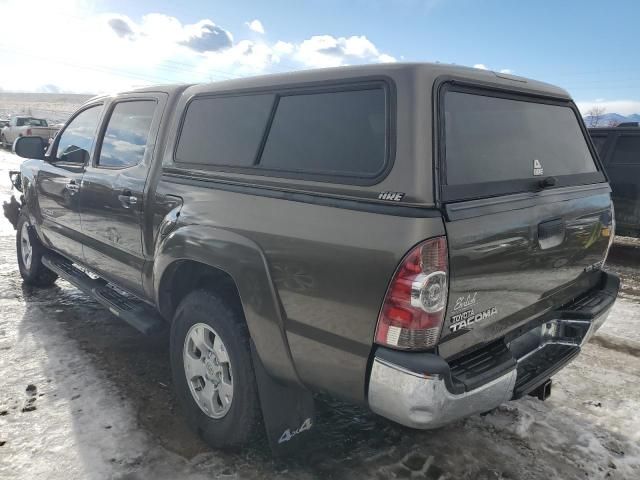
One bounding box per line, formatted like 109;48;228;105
4;63;618;453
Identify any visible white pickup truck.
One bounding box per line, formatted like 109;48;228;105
1;116;59;149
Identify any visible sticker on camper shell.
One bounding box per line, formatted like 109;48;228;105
378;191;405;201
533;159;544;176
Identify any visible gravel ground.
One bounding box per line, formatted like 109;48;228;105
0;149;638;479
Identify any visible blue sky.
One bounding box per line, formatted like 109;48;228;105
1;0;639;114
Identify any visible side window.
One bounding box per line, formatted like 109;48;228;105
259;88;386;175
98;101;156;168
175;94;274;167
611;135;640;165
56;106;102;162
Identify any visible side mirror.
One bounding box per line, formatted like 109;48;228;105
59;145;89;164
14;136;46;160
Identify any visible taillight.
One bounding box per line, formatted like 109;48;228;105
375;236;448;350
26;129;32;136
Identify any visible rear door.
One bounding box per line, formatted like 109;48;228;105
78;94;165;296
36;104;104;262
437;84;612;358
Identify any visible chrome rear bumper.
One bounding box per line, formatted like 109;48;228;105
368;357;517;429
368;273;617;429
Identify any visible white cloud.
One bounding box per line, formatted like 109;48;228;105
473;63;488;70
378;54;397;63
576;100;640;116
294;35;396;68
246;19;265;34
0;1;396;94
499;68;513;74
274;41;295;55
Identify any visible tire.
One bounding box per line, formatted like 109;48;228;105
1;134;7;149
170;289;261;448
16;213;58;287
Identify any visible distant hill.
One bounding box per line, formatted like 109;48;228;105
583;112;640;127
0;92;95;124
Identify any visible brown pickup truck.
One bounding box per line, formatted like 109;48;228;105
4;63;618;454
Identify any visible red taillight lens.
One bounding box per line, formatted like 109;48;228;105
26;129;32;136
375;236;448;350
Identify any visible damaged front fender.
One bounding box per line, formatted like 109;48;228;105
4;170;24;230
3;195;22;230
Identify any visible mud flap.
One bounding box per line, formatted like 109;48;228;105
250;341;315;456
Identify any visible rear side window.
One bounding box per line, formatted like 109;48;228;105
98;101;156;168
173;84;390;183
611;135;640;164
260;88;386;175
443;91;598;189
176;94;274;167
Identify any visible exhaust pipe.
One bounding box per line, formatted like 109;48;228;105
529;379;552;401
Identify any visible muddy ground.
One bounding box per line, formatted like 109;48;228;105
0;150;638;479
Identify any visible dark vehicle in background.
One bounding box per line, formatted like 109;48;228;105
4;63;618;453
590;123;640;237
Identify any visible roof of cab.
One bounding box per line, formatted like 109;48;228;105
83;83;193;105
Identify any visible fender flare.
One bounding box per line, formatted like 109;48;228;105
153;224;302;387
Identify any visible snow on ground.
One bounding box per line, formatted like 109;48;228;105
0;149;639;479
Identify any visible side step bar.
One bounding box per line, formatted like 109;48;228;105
42;254;165;335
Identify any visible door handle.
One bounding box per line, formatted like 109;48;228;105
118;190;139;208
538;219;565;250
65;181;79;194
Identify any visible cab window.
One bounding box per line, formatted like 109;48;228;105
97;101;156;168
56;106;103;163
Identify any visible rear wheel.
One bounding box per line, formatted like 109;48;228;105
16;214;58;286
170;289;261;448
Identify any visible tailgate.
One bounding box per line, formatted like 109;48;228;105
436;84;612;359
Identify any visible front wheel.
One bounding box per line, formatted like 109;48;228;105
16;214;58;286
170;289;261;448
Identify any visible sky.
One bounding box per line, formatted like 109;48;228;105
0;0;639;115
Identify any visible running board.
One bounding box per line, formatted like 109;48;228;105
42;254;165;335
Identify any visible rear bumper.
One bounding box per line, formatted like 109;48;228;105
369;356;517;429
368;271;619;429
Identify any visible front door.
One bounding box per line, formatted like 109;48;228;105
78;96;162;296
36;104;104;262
